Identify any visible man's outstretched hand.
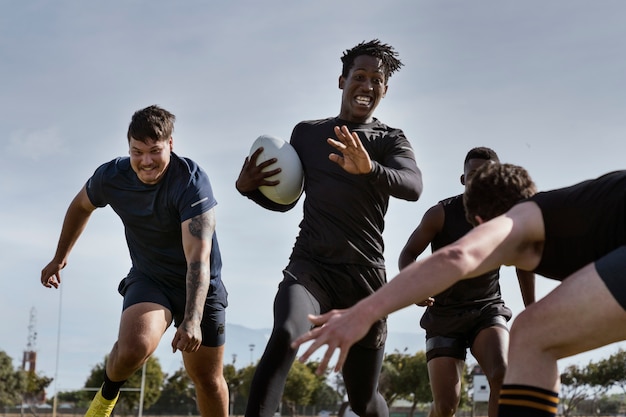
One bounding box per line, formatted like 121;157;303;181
327;126;373;175
291;308;371;374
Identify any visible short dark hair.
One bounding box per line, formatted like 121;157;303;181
464;163;537;225
127;105;175;143
341;39;403;81
464;147;499;165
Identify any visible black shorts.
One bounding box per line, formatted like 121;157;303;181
285;258;387;349
421;302;511;361
118;273;226;347
595;245;626;310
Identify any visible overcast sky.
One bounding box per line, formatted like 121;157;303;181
2;0;626;395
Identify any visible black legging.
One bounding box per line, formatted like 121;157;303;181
245;279;388;417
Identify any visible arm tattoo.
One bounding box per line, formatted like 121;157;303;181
186;261;209;321
188;211;215;240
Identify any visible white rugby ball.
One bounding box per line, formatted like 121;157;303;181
249;134;304;205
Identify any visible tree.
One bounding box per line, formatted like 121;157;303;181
595;349;626;394
305;361;341;412
379;350;431;417
224;362;243;415
283;360;317;416
23;371;53;404
0;351;27;406
236;364;257;405
149;367;196;414
560;364;592;417
84;355;164;414
396;351;431;417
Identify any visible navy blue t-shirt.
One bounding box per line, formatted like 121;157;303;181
86;153;226;303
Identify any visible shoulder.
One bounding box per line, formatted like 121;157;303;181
368;118;407;139
296;117;335;127
439;194;463;206
292;117;335;134
422;202;446;225
363;119;413;155
91;156;131;179
170;154;208;180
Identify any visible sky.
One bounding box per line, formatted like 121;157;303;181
2;0;626;395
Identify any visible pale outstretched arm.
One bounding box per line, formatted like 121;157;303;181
292;209;536;373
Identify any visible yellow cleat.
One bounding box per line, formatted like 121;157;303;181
84;388;119;417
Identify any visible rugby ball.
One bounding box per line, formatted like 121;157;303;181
249;134;304;205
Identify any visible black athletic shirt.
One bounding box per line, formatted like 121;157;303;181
86;153;227;303
429;194;504;311
530;170;626;280
244;117;422;268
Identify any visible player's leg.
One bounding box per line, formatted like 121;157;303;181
500;261;626;417
426;356;464;417
183;303;228;417
470;321;508;417
245;277;320;417
85;301;170;417
342;344;388;417
183;345;228;417
107;302;171;379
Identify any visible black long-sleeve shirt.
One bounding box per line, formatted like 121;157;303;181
244;116;422;268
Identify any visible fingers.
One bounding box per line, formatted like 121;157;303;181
237;147;282;192
295;332;339;375
333;125;358;148
172;330;201;353
291;312;346;374
173;340;200;353
248;147;265;164
41;269;61;289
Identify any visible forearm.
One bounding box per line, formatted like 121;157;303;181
184;261;212;323
365;251;467;322
239;188;298;212
516;269;536;306
53;198;94;263
367;160;423;201
397;249;417;270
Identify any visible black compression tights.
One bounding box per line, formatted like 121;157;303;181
245;281;388;417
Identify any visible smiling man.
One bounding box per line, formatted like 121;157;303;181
41;105;229;417
236;40;423;417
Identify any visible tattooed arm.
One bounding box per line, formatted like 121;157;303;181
171;208;216;353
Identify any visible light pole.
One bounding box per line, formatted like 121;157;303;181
249;344;255;365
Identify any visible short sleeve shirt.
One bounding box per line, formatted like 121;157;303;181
86;153;225;299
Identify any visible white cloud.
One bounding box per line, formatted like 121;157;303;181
7;127;67;161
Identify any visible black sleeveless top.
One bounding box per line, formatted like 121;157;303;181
530;170;626;280
429;194;504;312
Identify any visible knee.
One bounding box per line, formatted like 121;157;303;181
348;393;386;417
187;367;227;394
431;398;458;417
485;364;507;391
272;324;302;349
509;311;535;352
109;340;152;370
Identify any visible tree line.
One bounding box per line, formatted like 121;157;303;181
3;348;626;416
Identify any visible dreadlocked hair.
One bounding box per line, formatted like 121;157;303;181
341;39;403;81
463;163;537;225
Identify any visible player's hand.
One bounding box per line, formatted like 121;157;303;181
416;297;434;307
171;320;202;353
291;308;370;374
40;260;65;289
235;147;281;193
327;125;373;175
